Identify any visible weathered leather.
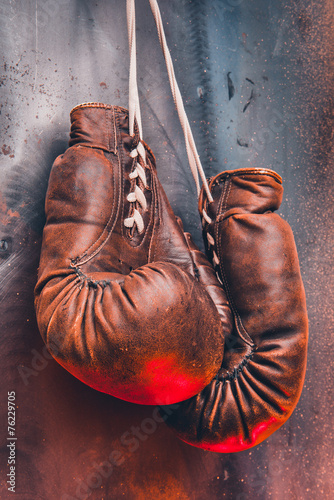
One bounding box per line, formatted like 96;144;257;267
161;168;308;451
34;103;226;406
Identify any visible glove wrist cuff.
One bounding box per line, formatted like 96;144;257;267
199;167;283;223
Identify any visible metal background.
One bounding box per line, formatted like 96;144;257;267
0;0;333;498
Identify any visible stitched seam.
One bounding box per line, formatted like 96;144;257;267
214;176;229;218
69;109;120;265
148;172;161;263
111;107;117;152
72;151;120;267
214;178;254;348
72;265;112;288
216;230;254;347
70;103;130;115
105;108;110;153
216;348;256;383
222;178;232;214
216;168;282;184
114;110;126;239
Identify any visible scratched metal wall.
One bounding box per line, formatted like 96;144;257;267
0;0;333;499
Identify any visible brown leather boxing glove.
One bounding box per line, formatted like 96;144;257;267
34;103;226;406
160;168;308;451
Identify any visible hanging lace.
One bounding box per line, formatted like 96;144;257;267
124;0;148;234
148;0;213;224
125;0;214;233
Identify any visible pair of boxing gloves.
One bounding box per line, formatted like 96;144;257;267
34;103;308;452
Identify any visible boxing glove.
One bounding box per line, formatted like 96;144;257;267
160;168;308;451
34;103;226;405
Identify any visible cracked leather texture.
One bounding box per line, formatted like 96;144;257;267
161;168;308;452
34;103;226;406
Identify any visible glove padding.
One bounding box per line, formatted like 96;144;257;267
161;168;308;451
35;103;225;405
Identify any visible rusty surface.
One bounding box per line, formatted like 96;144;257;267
0;0;333;498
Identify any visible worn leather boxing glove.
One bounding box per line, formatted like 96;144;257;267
160;168;308;451
34;103;226;405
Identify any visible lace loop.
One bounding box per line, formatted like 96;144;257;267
129;163;147;187
213;251;220;266
206;233;215;246
202;208;213;225
127;185;147;210
124;208;145;234
129;142;146;159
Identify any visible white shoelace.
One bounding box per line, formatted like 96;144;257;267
148;0;213;211
125;0;213;234
125;0;148;234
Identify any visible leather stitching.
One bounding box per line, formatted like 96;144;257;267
72;265;112;289
211;177;254;348
216;348;256;383
114;110;126;239
105;108;109;152
148;170;160;263
111;107;117;152
71;149;120;267
215;168;282;184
